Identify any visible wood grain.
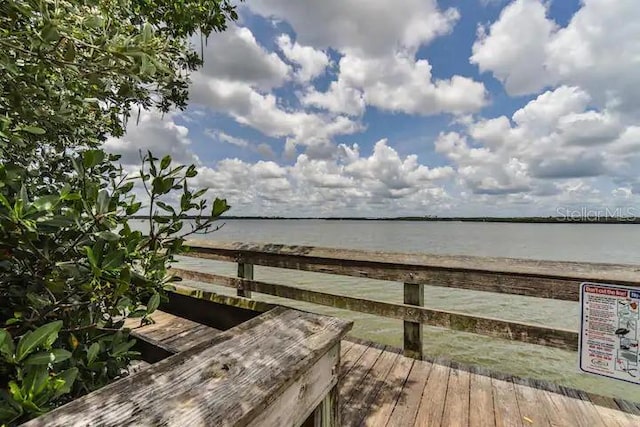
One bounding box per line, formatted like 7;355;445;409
26;307;352;427
468;366;495;427
386;360;432;427
184;240;640;300
360;355;413;426
441;368;470;427
414;359;450;426
491;376;522;427
172;269;579;351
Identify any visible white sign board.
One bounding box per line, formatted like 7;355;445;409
579;282;640;384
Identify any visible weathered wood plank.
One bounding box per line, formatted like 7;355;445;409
403;282;424;359
491;376;522;427
529;379;579;427
615;398;640;416
161;324;222;352
237;262;253;298
360;355;413;426
26;307;352;427
441;368;470;427
313;384;340;427
341;350;398;425
559;386;606;427
340;340;355;358
340;342;369;379
511;377;550;426
414;360;450;426
588;393;638;427
386;360;432;427
340;345;384;404
184;240;640;300
248;343;340;427
172;268;579;350
468;367;495;427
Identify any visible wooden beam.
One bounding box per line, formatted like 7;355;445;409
184;241;640;301
171;269;579;350
237;262;254;298
403;283;424;359
26;308;352;427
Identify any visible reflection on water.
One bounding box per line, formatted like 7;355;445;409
167;220;640;401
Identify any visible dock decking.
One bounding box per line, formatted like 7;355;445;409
127;311;640;427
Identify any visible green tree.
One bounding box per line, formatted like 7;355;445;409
0;0;238;423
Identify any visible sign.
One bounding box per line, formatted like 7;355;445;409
579;282;640;384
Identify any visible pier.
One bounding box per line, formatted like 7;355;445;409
32;241;640;426
171;241;640;426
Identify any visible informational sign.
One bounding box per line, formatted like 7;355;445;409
579;282;640;384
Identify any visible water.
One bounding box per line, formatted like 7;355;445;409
172;220;640;401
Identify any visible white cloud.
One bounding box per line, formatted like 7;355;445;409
104;110;197;165
205;129;250;148
471;0;640;116
304;52;487;116
189;138;453;215
198;25;290;89
248;0;459;56
190;76;362;154
436;86;632;197
471;0;554;95
251;0;486;117
276;34;330;82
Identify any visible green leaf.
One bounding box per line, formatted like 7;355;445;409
41;24;60;42
85;246;98;268
185;165;197;178
193;188;207;199
111;339;136;357
160;155;171;170
96;190;110;214
156;201;175;214
0;193;11;209
147;293;160;314
23;365;49;396
142;22;153;42
82;149;105;169
64;42;76;62
0;330;15;359
22;126;46;135
87;343;100;365
102;249;125;270
53;368;78;399
212;198;230;217
97;231;120;242
126;202;142;215
25;349;72;365
15;321;62;362
33;195;59;211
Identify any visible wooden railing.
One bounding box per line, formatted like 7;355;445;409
173;241;640;359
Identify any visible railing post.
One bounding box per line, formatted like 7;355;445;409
403;282;424;359
237;262;253;298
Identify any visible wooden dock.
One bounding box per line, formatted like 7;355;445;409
128;311;640;427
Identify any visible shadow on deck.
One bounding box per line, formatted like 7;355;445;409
129;312;640;427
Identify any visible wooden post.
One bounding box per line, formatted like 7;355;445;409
313;385;339;427
403;282;424;359
237;262;254;298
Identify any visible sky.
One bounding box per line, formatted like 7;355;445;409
105;0;640;217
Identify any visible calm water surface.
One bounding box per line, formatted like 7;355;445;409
173;220;640;401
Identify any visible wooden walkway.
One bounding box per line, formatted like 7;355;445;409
127;312;640;427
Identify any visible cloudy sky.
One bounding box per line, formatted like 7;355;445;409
106;0;640;217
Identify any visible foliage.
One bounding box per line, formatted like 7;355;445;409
0;0;237;173
0;150;229;423
0;0;238;424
